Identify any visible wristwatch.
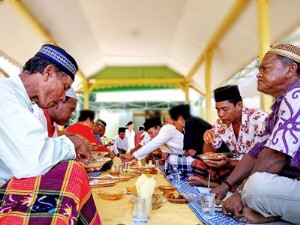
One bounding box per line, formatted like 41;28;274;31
237;184;244;196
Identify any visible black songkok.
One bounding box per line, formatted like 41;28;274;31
169;104;191;121
214;85;242;103
143;117;162;131
126;121;133;127
35;44;78;80
118;127;126;133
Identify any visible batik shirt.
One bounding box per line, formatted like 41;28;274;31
212;107;268;160
249;79;300;178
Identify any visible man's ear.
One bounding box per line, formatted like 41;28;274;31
41;65;56;81
237;101;243;110
286;63;297;79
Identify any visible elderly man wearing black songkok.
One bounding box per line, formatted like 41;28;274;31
211;43;300;224
188;85;268;189
0;44;101;224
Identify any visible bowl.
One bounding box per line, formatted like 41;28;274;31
158;185;176;194
108;170;121;176
165;192;196;204
97;190;123;200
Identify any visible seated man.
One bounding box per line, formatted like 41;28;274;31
66;109;114;158
189;85;268;188
94;119;107;145
33;87;78;137
121;117;195;178
110;127;130;156
169;104;212;157
211;43;300;224
0;44;100;224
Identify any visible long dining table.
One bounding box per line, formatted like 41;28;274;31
91;168;203;225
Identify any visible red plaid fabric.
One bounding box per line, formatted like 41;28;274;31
191;158;237;191
0;160;101;225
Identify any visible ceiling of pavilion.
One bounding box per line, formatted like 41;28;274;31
1;0;300;98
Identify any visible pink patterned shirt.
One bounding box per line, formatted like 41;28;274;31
212;107;268;160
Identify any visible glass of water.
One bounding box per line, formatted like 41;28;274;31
200;193;215;219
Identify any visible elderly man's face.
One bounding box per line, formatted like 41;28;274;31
257;54;289;98
38;67;73;109
48;98;77;126
215;101;242;125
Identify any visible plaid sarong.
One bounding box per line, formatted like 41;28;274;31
192;157;233;186
165;153;195;180
0;160;101;225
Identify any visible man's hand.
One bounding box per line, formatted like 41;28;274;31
222;191;244;219
184;149;197;157
68;135;92;162
203;129;215;143
204;157;229;168
120;154;135;162
210;182;229;200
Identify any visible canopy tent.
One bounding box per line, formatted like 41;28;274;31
1;0;300;116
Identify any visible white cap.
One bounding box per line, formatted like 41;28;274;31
66;87;77;100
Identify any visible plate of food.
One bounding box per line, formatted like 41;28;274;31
165;191;196;204
158;185;176;194
84;160;107;169
198;152;227;161
118;175;132;182
97;190;123;200
89;179;116;187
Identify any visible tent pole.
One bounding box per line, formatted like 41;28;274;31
257;0;273;112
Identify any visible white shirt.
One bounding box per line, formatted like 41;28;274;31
111;135;130;155
125;129;135;149
133;124;184;161
0;76;76;185
140;132;150;146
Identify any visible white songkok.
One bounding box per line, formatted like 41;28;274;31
66;87;77;100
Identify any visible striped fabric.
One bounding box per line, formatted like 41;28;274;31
191;157;234;189
0;160;101;225
165;153;195;179
169;178;244;225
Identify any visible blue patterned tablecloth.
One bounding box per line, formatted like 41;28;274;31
169;178;245;225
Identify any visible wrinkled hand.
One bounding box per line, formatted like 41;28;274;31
203;129;215;143
204;157;229;168
68;135;92;162
210;182;229;200
222;191;244;219
120;154;135;162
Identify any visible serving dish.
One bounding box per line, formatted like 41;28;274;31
158;185;176;194
198;152;227;161
165;191;196;204
89;179;116;187
97;190;123;200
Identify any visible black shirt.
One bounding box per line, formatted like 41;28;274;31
183;116;212;155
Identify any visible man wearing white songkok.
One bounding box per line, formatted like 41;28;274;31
33;87;77;137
